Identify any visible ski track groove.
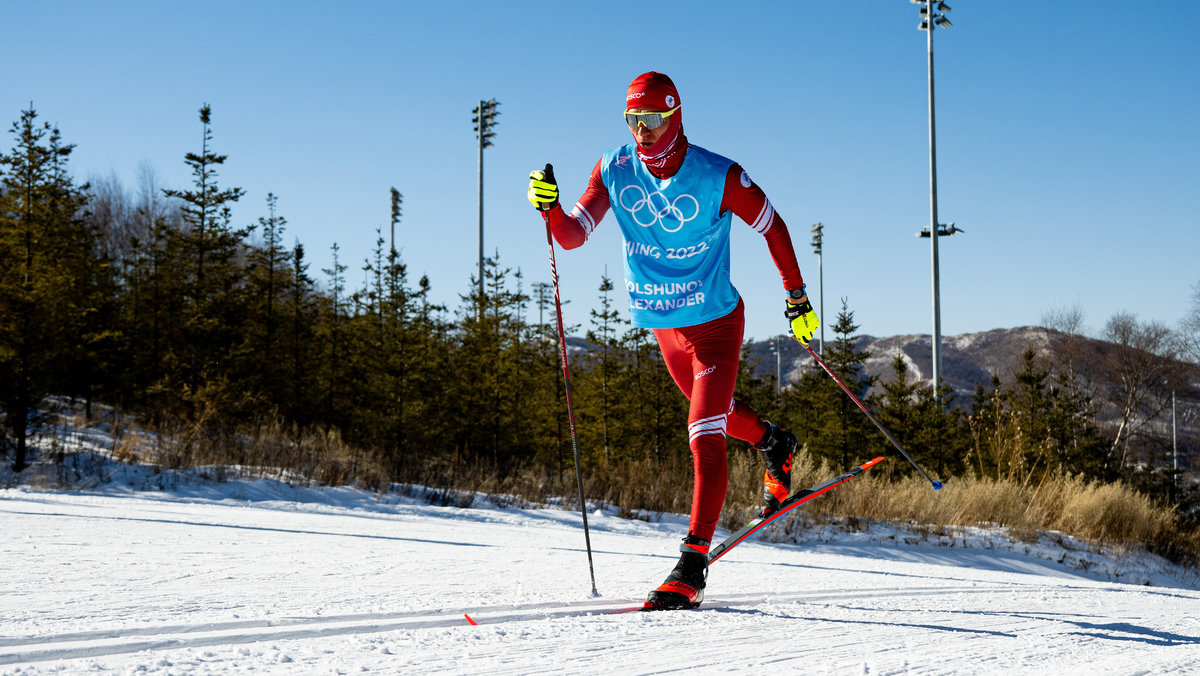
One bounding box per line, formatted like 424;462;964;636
4;493;1200;673
0;583;1154;666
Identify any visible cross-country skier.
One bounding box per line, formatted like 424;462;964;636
527;71;820;611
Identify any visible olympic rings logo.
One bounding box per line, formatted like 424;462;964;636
618;185;699;233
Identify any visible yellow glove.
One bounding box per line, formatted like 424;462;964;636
527;163;559;212
785;291;820;346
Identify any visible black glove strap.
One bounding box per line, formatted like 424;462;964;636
784;298;813;319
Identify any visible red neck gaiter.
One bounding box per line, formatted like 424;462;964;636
626;71;688;179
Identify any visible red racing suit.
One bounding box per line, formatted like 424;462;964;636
546;153;804;541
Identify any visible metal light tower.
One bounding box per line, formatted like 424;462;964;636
773;335;782;395
389;187;402;256
1173;389;1178;497
810;223;825;356
473;99;500;302
911;0;954;394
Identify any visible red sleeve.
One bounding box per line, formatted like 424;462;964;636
721;164;805;291
547;159;610;250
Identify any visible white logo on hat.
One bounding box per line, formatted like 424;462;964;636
665;94;676;108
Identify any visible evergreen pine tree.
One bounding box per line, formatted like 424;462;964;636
0;107;94;470
161;104;247;410
733;339;782;446
318;243;349;432
452;254;530;468
967;348;1108;486
284;241;317;425
618;325;688;465
784;299;874;468
585;272;626;464
530;280;578;475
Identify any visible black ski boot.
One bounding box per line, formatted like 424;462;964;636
642;535;709;611
756;423;798;515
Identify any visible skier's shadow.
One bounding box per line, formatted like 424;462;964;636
1055;619;1200;646
0;508;490;549
796;604;1200;646
963;610;1200;647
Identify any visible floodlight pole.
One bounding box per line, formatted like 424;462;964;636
473;99;500;306
477;103;486;301
910;0;953;397
774;335;781;395
810;222;825;357
925;2;944;395
1173;389;1178;497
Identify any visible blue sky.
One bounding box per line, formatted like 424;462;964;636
4;1;1197;342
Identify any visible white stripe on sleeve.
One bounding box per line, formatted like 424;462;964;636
571;203;597;236
750;199;775;234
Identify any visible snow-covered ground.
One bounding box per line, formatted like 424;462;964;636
3;475;1200;675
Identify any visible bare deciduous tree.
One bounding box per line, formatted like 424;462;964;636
1181;281;1200;365
1100;312;1184;469
1041;302;1101;404
85;170;130;262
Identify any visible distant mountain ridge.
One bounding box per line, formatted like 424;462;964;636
745;326;1059;399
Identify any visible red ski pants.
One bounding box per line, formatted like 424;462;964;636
652;299;768;542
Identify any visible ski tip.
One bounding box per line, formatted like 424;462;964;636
931;480;943;491
861;456;886;470
464;613;478;626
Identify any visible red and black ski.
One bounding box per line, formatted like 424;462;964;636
706;456;885;564
466;456;887;622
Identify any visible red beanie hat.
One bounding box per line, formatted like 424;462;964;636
626;71;680;112
625;72;687;178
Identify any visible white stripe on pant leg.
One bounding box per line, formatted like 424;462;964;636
691;413;726;428
689;421;726;437
689;415;727;442
688;415;727;432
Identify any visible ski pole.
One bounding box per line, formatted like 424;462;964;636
799;340;943;490
543;210;600;596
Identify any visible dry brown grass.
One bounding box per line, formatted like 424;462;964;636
406;443;1198;568
752;452;1200;568
546;446;1199;569
23;407;1198;570
100;415;393;490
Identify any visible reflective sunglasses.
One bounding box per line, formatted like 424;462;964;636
623;106;680;130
